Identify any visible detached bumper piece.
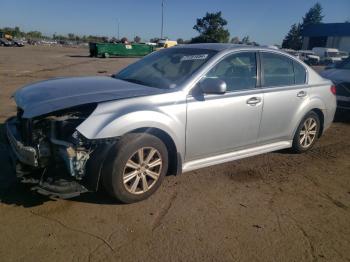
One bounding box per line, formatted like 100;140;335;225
16;163;90;199
31;179;89;199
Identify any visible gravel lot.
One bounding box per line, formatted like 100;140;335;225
0;46;349;262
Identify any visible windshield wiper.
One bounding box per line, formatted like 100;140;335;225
120;78;148;86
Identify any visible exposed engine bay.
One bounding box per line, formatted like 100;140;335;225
6;103;113;198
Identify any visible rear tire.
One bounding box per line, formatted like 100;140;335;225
291;111;320;153
102;133;168;203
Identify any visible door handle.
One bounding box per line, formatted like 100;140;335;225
246;97;261;105
297;91;307;97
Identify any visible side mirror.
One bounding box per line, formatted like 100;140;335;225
200;78;227;94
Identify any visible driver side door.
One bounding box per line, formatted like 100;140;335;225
185;51;263;161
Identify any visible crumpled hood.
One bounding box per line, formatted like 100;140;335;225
320;69;350;83
14;76;167;118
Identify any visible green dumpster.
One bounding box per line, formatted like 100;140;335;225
89;43;154;58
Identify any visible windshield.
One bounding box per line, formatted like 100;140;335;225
336;58;350;69
114;48;218;89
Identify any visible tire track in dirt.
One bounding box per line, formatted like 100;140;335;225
283;214;317;262
152;190;178;231
29;210;115;252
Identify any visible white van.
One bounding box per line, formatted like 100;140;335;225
312;47;342;64
298;50;320;65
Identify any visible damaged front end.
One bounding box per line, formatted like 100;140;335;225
6;103;112;198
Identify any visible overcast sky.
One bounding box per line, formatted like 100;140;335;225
1;0;349;44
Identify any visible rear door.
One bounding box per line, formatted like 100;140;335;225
258;51;308;143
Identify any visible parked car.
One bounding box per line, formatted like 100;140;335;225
13;39;25;47
156;39;178;50
0;38;12;46
339;51;349;60
6;44;336;203
320;57;350;111
298;50;320;65
312;47;343;64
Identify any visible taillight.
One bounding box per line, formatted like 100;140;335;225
330;85;336;95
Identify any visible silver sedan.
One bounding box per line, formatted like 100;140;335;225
7;44;337;203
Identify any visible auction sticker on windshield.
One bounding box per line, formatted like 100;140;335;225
181;54;209;61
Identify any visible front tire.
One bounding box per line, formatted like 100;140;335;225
292;112;320;153
103;133;168;203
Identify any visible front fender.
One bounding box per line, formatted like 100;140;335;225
96;110;181;144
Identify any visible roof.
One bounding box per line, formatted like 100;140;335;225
175;43;265;51
302;23;350;37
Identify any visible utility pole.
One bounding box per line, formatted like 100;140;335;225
161;0;164;39
117;19;120;40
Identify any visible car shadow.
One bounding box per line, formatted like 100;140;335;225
70;191;126;205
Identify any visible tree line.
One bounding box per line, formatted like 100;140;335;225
1;13;258;45
0;26;121;43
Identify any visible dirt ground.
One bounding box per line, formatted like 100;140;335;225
0;46;349;262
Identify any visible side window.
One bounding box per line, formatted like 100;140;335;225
294;61;306;84
204;52;257;92
261;53;294;87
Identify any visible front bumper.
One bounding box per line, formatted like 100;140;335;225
5;117;90;198
6;118;38;167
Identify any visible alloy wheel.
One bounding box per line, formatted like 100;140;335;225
122;147;163;195
299;117;318;148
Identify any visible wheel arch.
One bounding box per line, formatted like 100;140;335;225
127;127;182;177
310;108;324;137
292;107;325;140
85;126;182;193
